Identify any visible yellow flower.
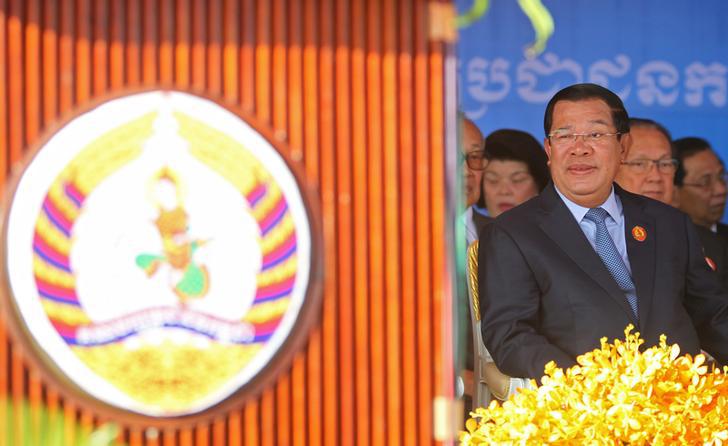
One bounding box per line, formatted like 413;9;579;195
461;325;728;445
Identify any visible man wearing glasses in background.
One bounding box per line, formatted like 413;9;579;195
674;137;728;236
616;123;728;291
460;115;489;245
479;83;728;380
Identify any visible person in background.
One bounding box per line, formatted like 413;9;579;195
615;118;677;205
616;121;728;291
459;114;486;410
471;128;551;401
461;115;488;245
674;137;728;236
481;129;550;220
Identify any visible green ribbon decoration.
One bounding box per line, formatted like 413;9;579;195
456;0;491;29
517;0;555;58
456;0;554;58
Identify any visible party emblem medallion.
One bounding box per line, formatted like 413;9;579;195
631;225;647;242
3;91;318;418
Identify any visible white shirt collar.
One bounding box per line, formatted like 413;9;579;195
554;185;621;224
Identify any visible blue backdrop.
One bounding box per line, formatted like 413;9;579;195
456;0;728;218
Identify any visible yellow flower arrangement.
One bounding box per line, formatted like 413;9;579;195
461;325;728;445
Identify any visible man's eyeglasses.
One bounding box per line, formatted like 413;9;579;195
547;131;623;149
682;172;728;190
621;158;678;175
460;150;487;170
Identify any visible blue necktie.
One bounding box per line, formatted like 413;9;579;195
583;207;638;318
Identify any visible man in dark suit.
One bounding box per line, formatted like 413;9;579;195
614;118;728;291
479;83;728;380
673;137;728;237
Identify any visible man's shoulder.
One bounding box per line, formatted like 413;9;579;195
617;187;686;222
494;194;544;222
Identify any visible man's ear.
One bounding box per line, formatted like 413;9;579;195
619;132;632;162
544;137;552;165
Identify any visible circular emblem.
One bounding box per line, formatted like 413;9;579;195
631;225;647;242
3;91;319;418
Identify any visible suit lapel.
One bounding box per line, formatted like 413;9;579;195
538;184;639;322
616;186;656;329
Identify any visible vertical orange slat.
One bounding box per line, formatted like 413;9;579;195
129;428;143;446
63;400;77;445
429;7;449;444
271;0;286;132
287;3;307;445
190;0;205;90
75;0;91;103
8;0;24;165
413;1;433;442
109;0;124;89
255;0;270;122
79;409;94;441
382;1;403;444
287;0;302;160
302;0;321;444
399;2;418;444
0;326;7;446
212;417;226;446
366;0;386;444
290;354;307;446
159;0;174;83
174;0;190;87
163;428;176;446
179;428;193;446
126;0;141;86
46;389;60;446
260;389;275;446
272;1;291;443
25;0;40;144
222;0;238;101
243;400;258;446
28;372;42;446
275;373;291;446
59;0;74;112
195;423;210;446
42;0;58;125
10;351;25;446
146;429;160;446
239;0;254;112
318;0;338;444
92;0;108;95
206;0;221;95
351;0;371;444
0;0;7;191
227;411;242;446
334;1;354;446
142;0;157;84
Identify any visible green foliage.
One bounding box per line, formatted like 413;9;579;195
1;398;124;446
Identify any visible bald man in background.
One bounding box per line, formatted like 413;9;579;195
615;119;728;291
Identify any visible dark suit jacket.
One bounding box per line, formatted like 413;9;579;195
479;183;728;379
695;225;728;291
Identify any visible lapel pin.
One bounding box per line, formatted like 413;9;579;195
705;256;717;272
632;225;647;242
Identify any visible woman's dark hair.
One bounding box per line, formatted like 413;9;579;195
476;129;550;208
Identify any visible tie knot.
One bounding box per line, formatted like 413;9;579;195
584;207;609;224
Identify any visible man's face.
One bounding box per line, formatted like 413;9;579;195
676;149;728;227
462;119;485;207
615;126;675;204
544;99;628;208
